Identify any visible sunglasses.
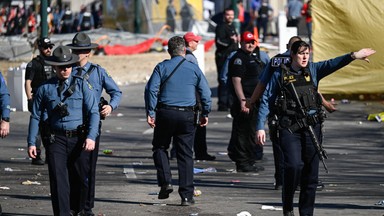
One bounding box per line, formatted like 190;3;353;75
57;64;72;69
42;45;53;50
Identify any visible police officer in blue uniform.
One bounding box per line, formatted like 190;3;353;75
27;46;100;216
25;37;55;165
250;36;334;190
256;41;375;216
67;32;122;216
0;71;10;139
227;31;269;172
0;70;9;216
145;36;211;206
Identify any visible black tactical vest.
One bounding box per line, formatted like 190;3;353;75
31;56;54;92
277;65;321;117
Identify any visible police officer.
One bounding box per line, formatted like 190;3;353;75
0;70;9;216
256;41;375;216
227;31;269;172
0;71;10;139
27;46;100;216
67;32;122;216
145;36;211;206
25;37;55;165
183;32;215;161
250;36;334;190
215;7;239;111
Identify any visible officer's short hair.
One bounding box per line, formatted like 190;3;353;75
287;36;302;51
291;41;310;55
168;36;185;57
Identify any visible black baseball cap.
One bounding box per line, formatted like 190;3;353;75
38;37;55;48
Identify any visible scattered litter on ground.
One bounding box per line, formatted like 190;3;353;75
367;112;384;122
218;152;227;155
189;213;199;216
132;161;143;165
21;180;41;185
261;205;283;211
4;168;13;172
341;99;350;104
148;192;158;195
116;113;124;117
226;114;232;118
0;186;10;190
194;189;202;196
374;200;384;206
18;148;24;151
103;149;113;155
236;211;252;216
194;167;217;174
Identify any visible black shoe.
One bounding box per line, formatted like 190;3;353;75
31;157;45;165
181;197;195;206
254;156;268;163
284;211;294;216
236;165;263;173
195;154;216;161
158;184;173;199
317;180;325;191
251;163;265;171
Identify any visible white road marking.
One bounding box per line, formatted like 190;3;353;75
123;166;137;179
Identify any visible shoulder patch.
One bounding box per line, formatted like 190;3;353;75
234;58;242;65
27;62;33;68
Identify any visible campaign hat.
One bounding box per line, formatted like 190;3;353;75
66;32;98;50
45;46;79;66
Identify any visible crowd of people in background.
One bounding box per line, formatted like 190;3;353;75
0;2;103;36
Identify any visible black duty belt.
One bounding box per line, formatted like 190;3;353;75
53;129;79;138
157;104;194;112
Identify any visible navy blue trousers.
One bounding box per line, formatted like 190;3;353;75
279;123;321;216
152;108;195;200
46;135;90;216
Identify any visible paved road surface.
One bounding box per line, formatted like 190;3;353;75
1;73;383;215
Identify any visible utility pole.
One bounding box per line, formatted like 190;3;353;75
41;0;48;38
134;0;142;33
232;0;240;35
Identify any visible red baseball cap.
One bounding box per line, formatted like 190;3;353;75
241;31;256;43
183;32;202;43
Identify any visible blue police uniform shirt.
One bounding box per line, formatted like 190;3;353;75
256;53;354;130
185;48;198;65
73;62;122;111
27;75;100;147
0;72;10;118
145;55;212;117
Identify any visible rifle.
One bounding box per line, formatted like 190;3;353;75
286;81;329;173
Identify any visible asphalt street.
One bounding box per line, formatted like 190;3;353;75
0;73;384;216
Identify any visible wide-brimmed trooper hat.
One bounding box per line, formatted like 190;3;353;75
66;32;98;50
45;46;79;66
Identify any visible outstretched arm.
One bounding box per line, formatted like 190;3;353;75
351;48;376;63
